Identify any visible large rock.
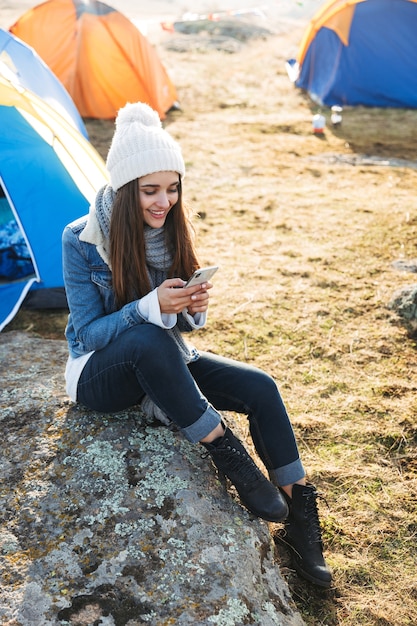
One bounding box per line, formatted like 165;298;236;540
388;283;417;334
0;331;304;626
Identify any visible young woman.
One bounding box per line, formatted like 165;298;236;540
62;102;332;588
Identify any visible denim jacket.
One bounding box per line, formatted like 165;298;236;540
62;211;200;359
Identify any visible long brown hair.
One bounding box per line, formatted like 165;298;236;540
110;178;200;308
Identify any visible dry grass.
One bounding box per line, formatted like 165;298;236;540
6;24;417;626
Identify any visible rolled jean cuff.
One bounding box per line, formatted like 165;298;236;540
181;404;222;443
269;458;305;487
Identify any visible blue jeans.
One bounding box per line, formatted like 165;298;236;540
77;325;305;486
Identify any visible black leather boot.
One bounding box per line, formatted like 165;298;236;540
202;427;289;522
281;483;332;587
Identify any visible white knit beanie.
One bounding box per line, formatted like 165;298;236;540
106;102;185;191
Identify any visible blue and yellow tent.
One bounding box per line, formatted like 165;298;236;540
0;74;108;331
291;0;417;107
0;29;87;138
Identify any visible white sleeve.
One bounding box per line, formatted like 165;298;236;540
137;288;176;329
182;309;207;329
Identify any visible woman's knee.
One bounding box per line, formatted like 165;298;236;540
244;366;278;397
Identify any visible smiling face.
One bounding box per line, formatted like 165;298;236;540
138;171;180;228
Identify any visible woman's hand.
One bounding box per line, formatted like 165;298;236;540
157;278;212;315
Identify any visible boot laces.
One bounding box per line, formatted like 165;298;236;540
202;443;263;485
223;445;264;484
303;489;324;545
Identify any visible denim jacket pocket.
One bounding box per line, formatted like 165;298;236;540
91;268;116;311
91;268;112;289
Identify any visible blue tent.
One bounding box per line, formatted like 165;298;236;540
0;75;108;331
290;0;417;108
0;28;87;137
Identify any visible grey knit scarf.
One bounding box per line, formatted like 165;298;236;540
95;184;114;240
95;184;196;364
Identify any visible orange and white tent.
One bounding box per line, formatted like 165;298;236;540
10;0;178;119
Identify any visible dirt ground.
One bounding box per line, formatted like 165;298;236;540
2;2;417;625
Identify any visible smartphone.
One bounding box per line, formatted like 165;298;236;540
184;265;219;288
